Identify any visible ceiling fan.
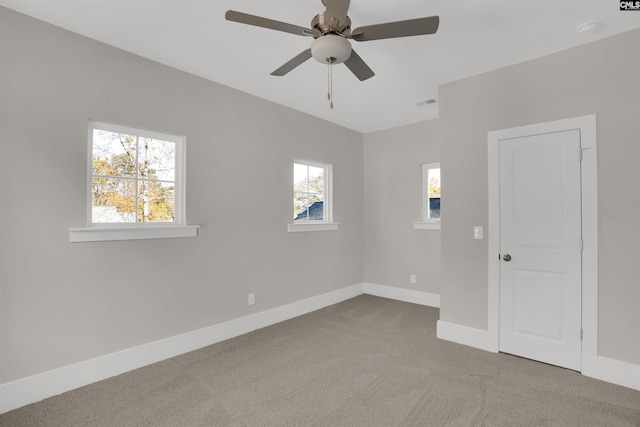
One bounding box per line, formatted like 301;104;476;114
225;0;439;107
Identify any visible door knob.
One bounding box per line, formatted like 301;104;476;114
502;254;512;262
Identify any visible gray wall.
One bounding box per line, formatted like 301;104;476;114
439;29;640;364
363;121;441;294
0;7;364;383
2;4;639;388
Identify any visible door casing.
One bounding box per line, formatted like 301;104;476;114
487;114;598;371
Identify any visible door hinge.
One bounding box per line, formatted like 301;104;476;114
579;150;583;162
580;328;584;341
579;148;588;162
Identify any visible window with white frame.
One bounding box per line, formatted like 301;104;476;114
288;160;337;232
89;121;184;225
70;121;196;242
414;162;441;230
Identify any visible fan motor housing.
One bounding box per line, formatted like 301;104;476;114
312;12;351;35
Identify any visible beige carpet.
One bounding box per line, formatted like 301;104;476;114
1;295;639;426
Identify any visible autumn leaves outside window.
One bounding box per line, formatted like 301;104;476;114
90;122;182;225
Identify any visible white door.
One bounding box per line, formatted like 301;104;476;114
498;129;582;371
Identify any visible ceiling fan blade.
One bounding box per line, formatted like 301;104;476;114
323;0;351;28
343;49;374;81
271;49;313;76
226;10;313;37
351;16;439;42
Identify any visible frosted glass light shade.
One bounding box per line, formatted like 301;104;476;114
311;35;352;64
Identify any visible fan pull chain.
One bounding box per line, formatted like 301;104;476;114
327;62;331;101
327;61;334;110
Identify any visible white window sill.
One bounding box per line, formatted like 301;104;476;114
69;225;199;243
287;222;339;233
412;221;441;230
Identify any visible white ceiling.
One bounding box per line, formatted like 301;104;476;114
2;0;639;133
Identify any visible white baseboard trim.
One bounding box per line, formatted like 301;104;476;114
437;321;640;392
363;282;440;308
0;283;364;414
5;283;635;414
436;320;499;353
583;354;640;391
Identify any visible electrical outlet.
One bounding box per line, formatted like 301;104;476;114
248;293;255;306
410;274;417;284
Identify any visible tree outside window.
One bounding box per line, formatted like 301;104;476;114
293;161;330;222
90;123;180;224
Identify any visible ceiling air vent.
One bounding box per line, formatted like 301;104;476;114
414;98;437;107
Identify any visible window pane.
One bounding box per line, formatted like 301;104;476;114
294;195;324;222
138;138;175;181
429;197;441;219
138;181;175;223
92;130;137;178
91;177;137;223
428;168;441;219
293;192;308;220
308;195;324;220
294;163;309;192
308;166;325;194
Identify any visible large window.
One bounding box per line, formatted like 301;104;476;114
69;121;196;243
414;162;441;230
289;160;336;232
89;121;184;225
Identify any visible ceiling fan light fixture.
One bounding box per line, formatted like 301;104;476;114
311;35;352;64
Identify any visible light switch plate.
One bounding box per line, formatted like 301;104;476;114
474;226;483;240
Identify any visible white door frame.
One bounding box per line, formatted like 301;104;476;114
487;114;598;371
